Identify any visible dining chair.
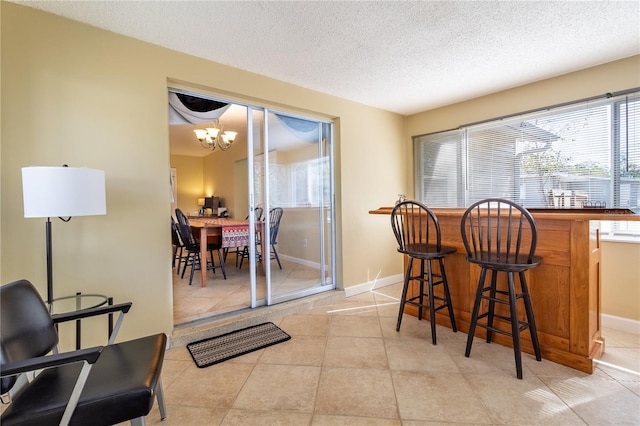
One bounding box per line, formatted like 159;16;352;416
460;198;542;379
175;208;190;227
254;207;264;222
1;279;167;426
236;206;264;268
390;200;457;345
171;216;187;274
243;207;284;270
266;207;284;269
177;222;227;284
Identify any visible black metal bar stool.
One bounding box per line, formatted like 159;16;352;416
460;198;542;379
391;200;457;345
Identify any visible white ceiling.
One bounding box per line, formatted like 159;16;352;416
14;1;639;115
11;1;640;156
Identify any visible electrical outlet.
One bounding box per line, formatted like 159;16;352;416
303;238;308;248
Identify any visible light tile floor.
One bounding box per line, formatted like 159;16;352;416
151;282;640;425
173;256;323;324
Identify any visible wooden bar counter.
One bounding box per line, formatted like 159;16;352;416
370;206;639;373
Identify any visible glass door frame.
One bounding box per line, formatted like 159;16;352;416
248;107;336;307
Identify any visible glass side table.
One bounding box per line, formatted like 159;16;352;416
48;293;112;349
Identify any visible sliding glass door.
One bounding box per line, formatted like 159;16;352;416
168;86;335;318
248;108;335;307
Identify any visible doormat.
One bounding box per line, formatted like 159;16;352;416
187;322;291;368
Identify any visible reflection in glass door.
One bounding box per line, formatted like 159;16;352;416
248;108;335;307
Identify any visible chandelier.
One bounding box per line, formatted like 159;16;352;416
193;119;238;151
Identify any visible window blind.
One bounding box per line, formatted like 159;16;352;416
414;129;463;207
414;91;640;210
615;95;640;208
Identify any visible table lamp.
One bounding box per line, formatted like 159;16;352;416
22;166;107;305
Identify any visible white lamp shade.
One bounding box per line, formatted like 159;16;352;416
223;131;238;142
194;129;207;139
22;166;107;218
205;127;221;137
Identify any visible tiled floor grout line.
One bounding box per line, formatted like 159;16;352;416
158;281;640;425
376;302;399;423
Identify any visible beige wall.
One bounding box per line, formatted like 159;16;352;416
202;139;247;219
0;2;405;342
601;241;640;322
170;155;204;215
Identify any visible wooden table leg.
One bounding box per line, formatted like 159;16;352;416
200;226;208;287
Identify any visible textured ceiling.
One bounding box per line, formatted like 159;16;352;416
14;1;640;116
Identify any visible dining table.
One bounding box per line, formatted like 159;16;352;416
188;217;265;287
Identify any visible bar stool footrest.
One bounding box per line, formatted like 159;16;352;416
474;313;534;336
405;295;450;309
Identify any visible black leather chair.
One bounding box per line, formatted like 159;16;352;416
460;198;542;379
390;200;457;345
0;279;167;425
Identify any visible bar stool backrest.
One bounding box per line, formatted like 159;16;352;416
461;198;538;266
391;200;443;256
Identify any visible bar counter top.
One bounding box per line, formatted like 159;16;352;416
370;206;640;221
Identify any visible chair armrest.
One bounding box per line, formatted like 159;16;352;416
52;302;133;346
51;302;132;324
0;346;103;377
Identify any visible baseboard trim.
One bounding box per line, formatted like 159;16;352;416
602;313;640;335
344;274;404;298
278;254;325;270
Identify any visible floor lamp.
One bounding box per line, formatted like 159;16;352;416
21;166;107;305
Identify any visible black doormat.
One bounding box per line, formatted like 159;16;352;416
187;322;291;368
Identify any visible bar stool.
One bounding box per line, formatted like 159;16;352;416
460;198;542;379
391;200;457;345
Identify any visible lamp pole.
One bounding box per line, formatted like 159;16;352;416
45;217;53;305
